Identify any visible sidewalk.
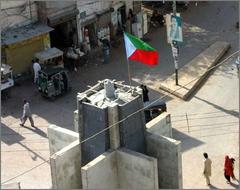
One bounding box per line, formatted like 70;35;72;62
168;54;239;189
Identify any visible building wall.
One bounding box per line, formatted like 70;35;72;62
1;0;38;32
117;148;159;189
118;96;146;154
50;140;82;189
146;112;172;138
44;1;76;17
48;125;79;156
48;125;82;189
36;1;77;24
3;33;50;75
76;0;112;43
146;132;182;189
80;103;109;166
77;0;111;21
81;148;158;189
81;150;118;189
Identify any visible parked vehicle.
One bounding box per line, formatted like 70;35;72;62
38;67;70;100
1;64;14;99
1;64;14;91
144;101;167;123
150;10;165;28
34;47;64;69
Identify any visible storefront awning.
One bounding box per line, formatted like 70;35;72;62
48;9;79;26
80;16;98;27
34;47;63;61
1;24;53;46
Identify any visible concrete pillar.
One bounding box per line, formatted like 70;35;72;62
76;16;83;44
73;110;79;133
36;2;48;24
77;94;86;140
125;0;133;16
108;104;120;149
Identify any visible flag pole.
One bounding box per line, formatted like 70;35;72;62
124;31;132;85
127;59;132;86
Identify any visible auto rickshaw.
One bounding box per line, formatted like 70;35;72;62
38;67;70;100
34;47;64;69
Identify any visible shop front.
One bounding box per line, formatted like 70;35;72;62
78;9;112;53
47;9;79;49
1;24;53;75
110;2;126;37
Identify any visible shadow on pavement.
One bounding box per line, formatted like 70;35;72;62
229;182;239;189
1;123;48;162
22;125;47;138
193;95;239;118
209;184;220;189
172;128;204;152
1;123;25;145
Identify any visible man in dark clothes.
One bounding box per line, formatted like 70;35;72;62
140;84;149;102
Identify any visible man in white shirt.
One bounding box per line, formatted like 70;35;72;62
33;58;41;84
20;100;34;127
203;152;212;186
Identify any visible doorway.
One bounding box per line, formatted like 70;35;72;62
50;20;78;49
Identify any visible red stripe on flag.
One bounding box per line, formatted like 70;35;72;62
129;49;158;66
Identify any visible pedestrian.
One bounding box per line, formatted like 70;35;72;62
230;158;236;181
128;9;134;22
203;152;212;186
224;155;233;183
101;38;110;64
140;84;149;102
125;17;132;33
33;58;41;84
20;100;35;127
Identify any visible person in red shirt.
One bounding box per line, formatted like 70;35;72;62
224;155;234;183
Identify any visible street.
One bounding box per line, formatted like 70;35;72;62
1;1;239;189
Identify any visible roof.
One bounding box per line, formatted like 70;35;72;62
40;67;66;76
1;24;54;46
78;79;142;108
35;48;63;61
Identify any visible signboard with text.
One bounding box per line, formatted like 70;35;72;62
166;13;183;43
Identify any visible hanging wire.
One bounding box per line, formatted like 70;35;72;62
1;49;240;185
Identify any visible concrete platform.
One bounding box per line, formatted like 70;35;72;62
159;41;231;100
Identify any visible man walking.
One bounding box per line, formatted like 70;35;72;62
33;58;41;84
20;100;34;127
203;152;212;186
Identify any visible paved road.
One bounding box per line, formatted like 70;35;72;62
1;1;239;189
168;52;239;189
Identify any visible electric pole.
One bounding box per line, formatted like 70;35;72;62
172;0;179;85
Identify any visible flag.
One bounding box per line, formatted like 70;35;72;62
124;32;159;65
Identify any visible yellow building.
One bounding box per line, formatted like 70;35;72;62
1;24;53;75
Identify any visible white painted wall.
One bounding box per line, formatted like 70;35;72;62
1;0;38;32
48;125;79;156
146;132;182;189
50;140;82;189
146;112;172;138
77;0;111;19
81;150;118;189
44;1;76;17
117;148;159;189
81;148;158;189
